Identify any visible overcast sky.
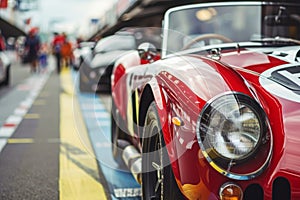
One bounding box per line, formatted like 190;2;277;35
26;0;117;37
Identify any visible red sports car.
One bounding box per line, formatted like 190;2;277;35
111;1;300;199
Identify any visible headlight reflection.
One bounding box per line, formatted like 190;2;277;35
207;99;261;160
197;92;272;180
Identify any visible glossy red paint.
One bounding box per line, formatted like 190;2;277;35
111;1;300;198
112;51;161;121
112;44;300;199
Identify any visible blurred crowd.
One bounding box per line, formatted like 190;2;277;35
0;27;80;74
51;32;74;73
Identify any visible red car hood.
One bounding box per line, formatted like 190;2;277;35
220;46;300;177
161;46;300;178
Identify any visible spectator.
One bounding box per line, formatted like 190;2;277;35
51;32;64;73
60;33;73;68
39;43;49;73
25;27;40;73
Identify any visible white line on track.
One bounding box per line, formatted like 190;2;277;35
0;73;51;153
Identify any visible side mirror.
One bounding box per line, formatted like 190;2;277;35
137;42;158;63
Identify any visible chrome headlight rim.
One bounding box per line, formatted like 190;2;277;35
196;92;273;180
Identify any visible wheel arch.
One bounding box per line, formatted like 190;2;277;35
137;80;170;146
138;84;186;199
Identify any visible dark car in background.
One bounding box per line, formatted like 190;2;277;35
78;27;162;93
79;32;136;93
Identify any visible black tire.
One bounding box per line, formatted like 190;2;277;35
3;65;10;86
142;102;184;200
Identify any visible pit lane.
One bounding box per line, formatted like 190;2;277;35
0;60;141;199
71;70;141;199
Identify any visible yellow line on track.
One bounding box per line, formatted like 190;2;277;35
7;138;34;144
33;99;47;105
24;113;40;119
59;68;107;200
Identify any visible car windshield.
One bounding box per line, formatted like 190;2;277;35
94;34;136;53
162;2;300;57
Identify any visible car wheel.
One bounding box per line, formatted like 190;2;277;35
3;65;10;86
142;102;183;200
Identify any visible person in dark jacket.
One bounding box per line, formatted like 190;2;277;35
25;27;41;73
51;32;64;73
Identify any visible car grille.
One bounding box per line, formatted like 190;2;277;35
243;177;291;200
272;177;291;200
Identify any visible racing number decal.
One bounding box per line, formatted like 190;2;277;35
273;66;300;91
260;64;300;102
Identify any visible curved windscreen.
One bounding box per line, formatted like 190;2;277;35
162;2;300;57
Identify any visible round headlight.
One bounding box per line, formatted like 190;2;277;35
204;95;261;160
197;92;272;180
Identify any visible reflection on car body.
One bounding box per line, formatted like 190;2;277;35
111;1;300;200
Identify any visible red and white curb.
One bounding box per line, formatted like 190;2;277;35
0;74;50;152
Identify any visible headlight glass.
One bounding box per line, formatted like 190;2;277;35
206;95;261;160
197;92;272;180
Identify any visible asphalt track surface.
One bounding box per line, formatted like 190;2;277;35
0;55;141;200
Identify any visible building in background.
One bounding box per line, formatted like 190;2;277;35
0;0;118;42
